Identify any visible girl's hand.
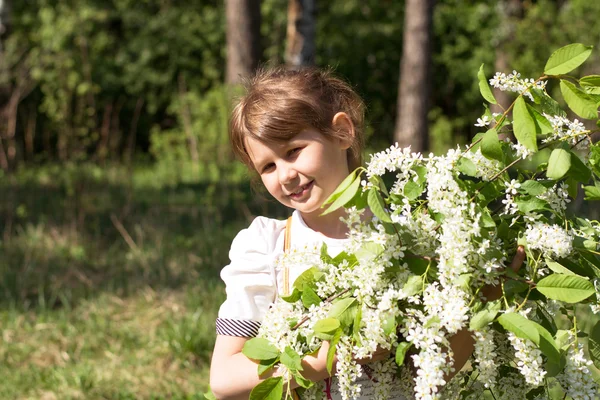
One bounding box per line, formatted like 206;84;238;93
354;346;392;365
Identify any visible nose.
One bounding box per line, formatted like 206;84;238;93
278;163;298;184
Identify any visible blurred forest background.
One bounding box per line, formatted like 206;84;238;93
1;0;600;398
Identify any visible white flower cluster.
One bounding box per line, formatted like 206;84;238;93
542;114;589;148
525;221;573;259
462;148;502;181
336;336;364;400
472;328;498;388
423;283;469;334
427;149;482;285
511;142;533;159
538;183;570;215
501;179;520;216
365;143;422;181
557;336;599;399
489;70;547;101
508;331;546;386
390;199;438;256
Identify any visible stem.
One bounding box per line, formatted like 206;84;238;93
291;288;351;330
488;388;499;400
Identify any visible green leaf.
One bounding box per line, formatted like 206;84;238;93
547;148;571;180
321;174;362;215
367;189;392;223
405;255;429;275
568;151;592;183
281;288;301;303
203;388;218;400
327;329;342;374
529;105;554;136
498;313;540;345
584;183;600;200
515;196;549;213
544;43;593;75
369;175;389;197
478;64;497;104
469;300;501;330
355;242;384;261
457;157;478;176
322;170;358;206
353;304;362;337
249;377;283;400
533;322;561;364
293;267;320;290
328;298;358;328
403;180;424;201
481;128;503;161
535;274;595;303
530;88;567;117
313;318;341;335
520;180;547;196
425;316;441;328
395;342;412;366
243;338;280;361
382;312;397;336
402;275;423;297
293;371;313;389
545;353;567;378
566;177;579;198
560;80;599;120
257;357;279;376
545;259;576;276
504;279;530;296
280;347;303;372
513;96;538;152
580;75;600;94
589;320;600;370
555;330;572;350
301;286;322;309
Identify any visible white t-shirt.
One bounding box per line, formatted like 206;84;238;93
216;210;409;399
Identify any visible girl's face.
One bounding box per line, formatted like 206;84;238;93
246;129;351;222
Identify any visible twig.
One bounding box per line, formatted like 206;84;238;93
110;214;140;253
291;288;351;330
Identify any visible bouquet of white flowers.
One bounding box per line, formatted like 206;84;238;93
242;44;600;400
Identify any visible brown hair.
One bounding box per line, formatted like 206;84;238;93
230;66;365;172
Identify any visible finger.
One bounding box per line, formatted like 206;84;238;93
509;245;526;273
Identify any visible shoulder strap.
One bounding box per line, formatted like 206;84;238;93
283;216;302;400
282;216;293;296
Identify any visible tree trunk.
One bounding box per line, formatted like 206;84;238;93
285;0;316;68
24;104;36;160
178;73;200;176
394;0;434;153
225;0;262;84
0;0;10;43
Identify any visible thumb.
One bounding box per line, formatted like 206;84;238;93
509;245;526;273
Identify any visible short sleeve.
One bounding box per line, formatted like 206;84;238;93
216;216;284;337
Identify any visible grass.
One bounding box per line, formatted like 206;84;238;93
0;163;288;399
0;286;221;399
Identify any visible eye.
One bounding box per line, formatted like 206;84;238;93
261;163;275;174
287;147;303;157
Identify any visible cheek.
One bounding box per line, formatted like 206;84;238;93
261;175;280;195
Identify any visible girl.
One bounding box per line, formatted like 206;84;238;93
209;67;497;399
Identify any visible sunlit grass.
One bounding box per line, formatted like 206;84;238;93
0;286;223;399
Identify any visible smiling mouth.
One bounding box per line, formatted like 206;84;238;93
289;181;314;198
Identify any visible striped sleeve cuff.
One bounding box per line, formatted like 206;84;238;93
216;318;261;338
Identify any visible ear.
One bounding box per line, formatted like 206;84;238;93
331;112;354;150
